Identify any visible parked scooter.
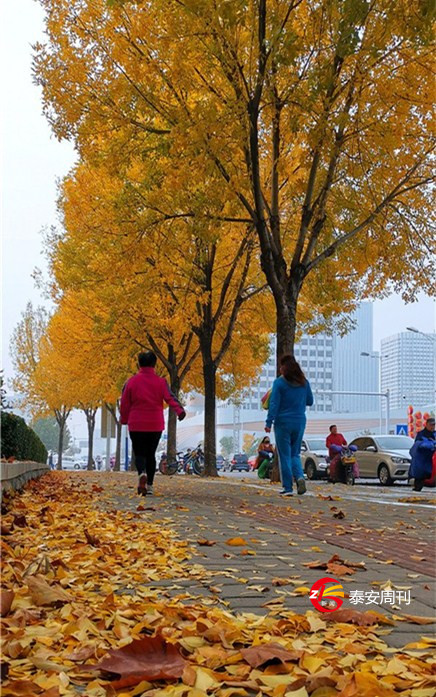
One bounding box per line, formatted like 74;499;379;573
328;445;358;485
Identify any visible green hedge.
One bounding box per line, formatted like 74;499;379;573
1;412;48;463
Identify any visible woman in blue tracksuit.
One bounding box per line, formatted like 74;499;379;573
265;354;314;496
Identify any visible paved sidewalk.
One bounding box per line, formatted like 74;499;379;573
99;471;436;649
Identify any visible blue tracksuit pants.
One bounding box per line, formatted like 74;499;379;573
274;419;305;492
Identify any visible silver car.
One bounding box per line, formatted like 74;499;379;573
301;437;329;480
349;435;413;485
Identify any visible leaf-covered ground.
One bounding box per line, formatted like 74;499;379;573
1;472;435;697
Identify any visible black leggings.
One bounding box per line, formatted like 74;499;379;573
129;431;162;486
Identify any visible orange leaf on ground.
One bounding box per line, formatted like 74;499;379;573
396;613;435;625
0;679;42;696
84;529;99;546
64;645;98;662
241;642;302;667
326;562;355;577
86;635;186;688
197;538;216;546
226;537;248;546
324;609;395;626
26;575;72;607
0;589;14;617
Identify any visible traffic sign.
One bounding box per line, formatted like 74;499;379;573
395;424;408;435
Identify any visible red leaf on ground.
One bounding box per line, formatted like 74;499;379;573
241;642;302;667
86;635;186;688
0;590;14;617
1;524;12;535
12;515;27;528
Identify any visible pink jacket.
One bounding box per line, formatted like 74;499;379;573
120;367;185;432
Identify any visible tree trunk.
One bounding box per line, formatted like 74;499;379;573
203;360;218;476
166;374;180;462
106;402;122;471
84;409;96;471
270;284;300;482
55;412;65;471
57;423;64;470
114;420;122;471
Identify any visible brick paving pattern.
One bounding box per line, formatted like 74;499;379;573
95;471;436;649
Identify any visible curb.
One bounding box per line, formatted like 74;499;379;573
1;461;50;496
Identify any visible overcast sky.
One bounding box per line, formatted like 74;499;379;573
2;0;435;386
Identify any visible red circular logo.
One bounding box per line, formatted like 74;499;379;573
310;577;344;612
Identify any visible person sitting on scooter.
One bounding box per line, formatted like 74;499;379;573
326;425;347;482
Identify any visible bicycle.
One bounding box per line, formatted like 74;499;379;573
184;445;205;476
158;451;184;476
159;445;205;476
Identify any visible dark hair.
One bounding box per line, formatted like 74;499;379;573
261;436;270;444
280;354;306;385
329;424;337;432
138;351;157;367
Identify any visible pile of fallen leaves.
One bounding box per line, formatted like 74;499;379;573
0;473;435;697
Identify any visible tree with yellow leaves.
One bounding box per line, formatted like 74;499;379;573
49;156;271;474
34;0;435;365
45;292;130;470
10;303;75;470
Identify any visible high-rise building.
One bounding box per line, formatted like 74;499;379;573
332;302;378;413
233;302;378;414
381;332;436;410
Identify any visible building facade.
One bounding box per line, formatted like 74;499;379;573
229;302;378;416
381;332;436;410
332;302;378;413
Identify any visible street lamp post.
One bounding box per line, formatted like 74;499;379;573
360;352;388;434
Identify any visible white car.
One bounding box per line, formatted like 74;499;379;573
349;435;413;485
60;456;82;470
301;437;329;480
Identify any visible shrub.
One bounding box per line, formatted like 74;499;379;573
1;412;48;463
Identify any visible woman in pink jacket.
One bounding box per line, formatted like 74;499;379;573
120;351;186;495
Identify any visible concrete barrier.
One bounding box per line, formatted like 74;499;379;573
0;461;50;495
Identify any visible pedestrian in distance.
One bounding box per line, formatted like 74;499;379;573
409;416;436;491
326;425;347;482
265;354;313;496
120;351;186;495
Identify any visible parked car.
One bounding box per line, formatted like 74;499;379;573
300;437;329;479
228;453;250;472
61;456;82;470
216;455;227;470
349;435;413;485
